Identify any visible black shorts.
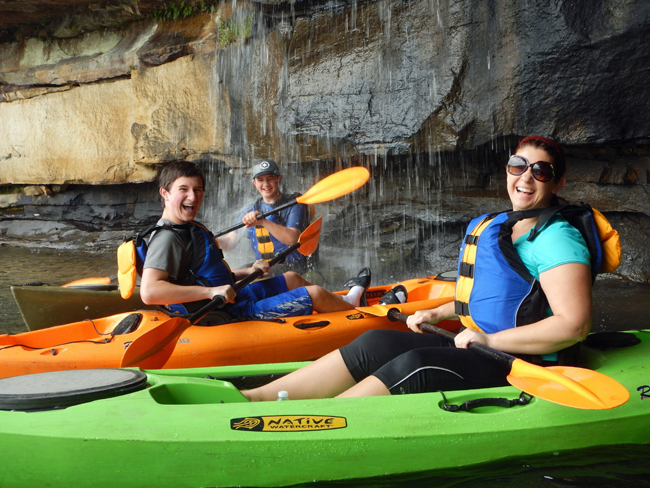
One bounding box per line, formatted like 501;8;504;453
339;329;511;395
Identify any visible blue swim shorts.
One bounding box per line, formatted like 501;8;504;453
228;274;313;319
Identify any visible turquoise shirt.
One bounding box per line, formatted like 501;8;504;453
513;214;591;361
514;214;591;281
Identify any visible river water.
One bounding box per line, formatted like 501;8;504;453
1;244;650;487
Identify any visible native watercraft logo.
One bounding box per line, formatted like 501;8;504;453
231;415;347;432
345;312;366;320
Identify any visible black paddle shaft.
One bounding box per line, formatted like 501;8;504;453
212;198;298;238
187;242;300;324
386;309;514;369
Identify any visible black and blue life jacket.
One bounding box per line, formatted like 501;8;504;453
454;204;620;334
118;221;234;314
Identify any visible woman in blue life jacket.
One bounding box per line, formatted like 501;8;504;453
243;136;594;401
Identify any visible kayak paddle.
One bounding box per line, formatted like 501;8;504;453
213;166;369;237
356;306;629;410
120;218;322;368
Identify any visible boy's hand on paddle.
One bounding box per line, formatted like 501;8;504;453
251;259;270;277
242;211;262;228
211;284;236;304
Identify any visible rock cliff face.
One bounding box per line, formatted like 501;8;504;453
1;0;649;283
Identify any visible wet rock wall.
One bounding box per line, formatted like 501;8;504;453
0;0;649;283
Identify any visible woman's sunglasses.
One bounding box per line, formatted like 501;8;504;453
506;155;555;183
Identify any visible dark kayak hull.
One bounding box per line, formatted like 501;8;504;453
11;284;155;331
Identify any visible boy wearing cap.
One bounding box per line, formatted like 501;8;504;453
219;159;311;272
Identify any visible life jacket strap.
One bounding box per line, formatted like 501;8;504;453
454;300;470;316
458;262;474;279
465;234;480;245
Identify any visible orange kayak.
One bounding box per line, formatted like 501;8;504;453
0;275;457;379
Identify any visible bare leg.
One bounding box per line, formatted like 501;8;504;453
336;376;390;398
282;271;311;289
283;271;355;312
306;285;355;312
243;350;356;402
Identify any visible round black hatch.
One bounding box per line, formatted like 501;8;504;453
0;369;147;411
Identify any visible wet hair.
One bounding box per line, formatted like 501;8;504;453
515;136;566;181
158;161;205;207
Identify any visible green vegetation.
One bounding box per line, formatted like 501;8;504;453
35;20;53;42
151;1;253;46
152;1;217;21
0;185;26;195
151;0;253;47
219;15;253;46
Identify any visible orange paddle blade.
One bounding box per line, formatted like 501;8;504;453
356;298;455;319
297;217;322;256
508;359;630;410
120;317;189;368
297;167;369;204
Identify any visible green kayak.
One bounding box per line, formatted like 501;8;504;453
0;330;648;488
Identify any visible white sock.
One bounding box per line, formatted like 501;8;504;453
342;285;365;307
394;290;406;303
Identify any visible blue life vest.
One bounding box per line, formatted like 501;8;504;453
454;205;605;334
134;221;234;314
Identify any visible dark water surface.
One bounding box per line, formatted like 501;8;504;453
0;245;117;334
1;244;649;487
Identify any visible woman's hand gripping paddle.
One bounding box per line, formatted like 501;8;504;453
356;306;629;410
213;166;369;238
120;218;322;368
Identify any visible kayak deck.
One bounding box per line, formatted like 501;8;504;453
0;275;458;376
0;330;648;488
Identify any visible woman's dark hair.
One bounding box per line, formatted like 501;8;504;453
516;136;566;181
158;161;206;207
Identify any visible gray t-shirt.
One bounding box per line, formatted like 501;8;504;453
143;218;193;282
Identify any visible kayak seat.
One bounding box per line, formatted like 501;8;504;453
204;372;289;390
112;313;143;335
194;311;286;327
157;309;285;327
